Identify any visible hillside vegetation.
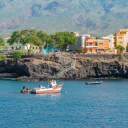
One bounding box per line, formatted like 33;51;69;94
0;0;128;37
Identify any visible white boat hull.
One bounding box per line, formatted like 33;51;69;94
31;85;63;94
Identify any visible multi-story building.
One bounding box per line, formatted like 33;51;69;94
2;38;40;53
69;32;90;51
102;35;114;52
69;32;110;53
107;29;128;53
82;37;110;53
119;29;128;52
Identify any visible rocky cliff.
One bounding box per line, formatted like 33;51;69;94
0;53;128;80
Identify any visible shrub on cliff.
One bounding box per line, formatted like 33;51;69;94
13;51;23;61
0;54;7;61
120;55;125;60
84;58;87;61
97;57;101;61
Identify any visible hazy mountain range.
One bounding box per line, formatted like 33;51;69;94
0;0;128;37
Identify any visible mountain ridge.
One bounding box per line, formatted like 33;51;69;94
0;0;128;37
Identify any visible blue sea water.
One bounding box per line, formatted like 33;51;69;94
0;79;128;128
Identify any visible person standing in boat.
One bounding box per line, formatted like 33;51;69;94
39;85;43;88
49;82;52;88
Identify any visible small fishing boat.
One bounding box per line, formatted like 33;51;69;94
31;80;63;94
21;86;31;93
85;81;103;85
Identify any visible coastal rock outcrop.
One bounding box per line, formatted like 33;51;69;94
0;53;128;79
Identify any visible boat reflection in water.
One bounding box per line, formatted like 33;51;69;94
85;81;103;85
35;93;62;98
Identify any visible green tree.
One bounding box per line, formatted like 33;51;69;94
20;35;42;52
0;38;5;46
21;29;37;36
0;54;7;61
7;31;21;45
37;31;50;51
54;32;77;51
96;37;101;39
75;48;83;52
54;32;64;48
13;51;23;61
8;29;44;53
47;34;56;48
115;45;125;54
37;31;49;44
20;29;42;52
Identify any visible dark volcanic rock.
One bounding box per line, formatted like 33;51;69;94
1;54;128;79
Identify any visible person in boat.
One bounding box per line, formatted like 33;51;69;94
26;87;29;90
49;83;52;88
39;85;42;88
23;86;26;90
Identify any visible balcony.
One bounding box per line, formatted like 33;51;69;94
85;45;98;48
84;42;98;47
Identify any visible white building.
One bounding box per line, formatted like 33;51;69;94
69;33;90;51
102;35;114;52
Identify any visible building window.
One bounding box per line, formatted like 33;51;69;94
89;42;93;45
98;49;104;51
118;42;122;44
118;37;123;39
99;42;103;45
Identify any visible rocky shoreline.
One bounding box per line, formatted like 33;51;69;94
0;53;128;81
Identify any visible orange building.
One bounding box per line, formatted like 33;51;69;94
82;37;110;53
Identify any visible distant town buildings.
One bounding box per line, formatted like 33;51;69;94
2;29;128;54
83;36;110;53
1;38;40;53
69;29;128;54
69;33;91;51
